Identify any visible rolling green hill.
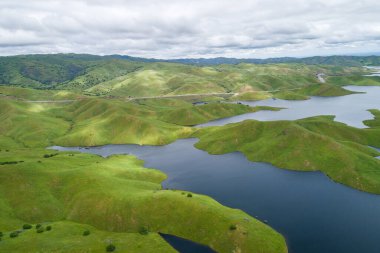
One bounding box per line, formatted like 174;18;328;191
0;54;375;100
0;94;288;252
193;114;380;194
0;96;281;148
0;148;286;253
2;54;380;252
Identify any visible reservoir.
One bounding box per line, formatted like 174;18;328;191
199;86;380;128
52;86;380;253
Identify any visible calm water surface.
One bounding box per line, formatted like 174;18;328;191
199;86;380;128
52;86;380;253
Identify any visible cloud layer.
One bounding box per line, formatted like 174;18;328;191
1;0;380;58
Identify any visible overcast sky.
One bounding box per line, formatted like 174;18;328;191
0;0;379;58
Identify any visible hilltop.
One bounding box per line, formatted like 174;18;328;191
1;54;379;101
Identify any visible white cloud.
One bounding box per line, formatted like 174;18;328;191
0;0;379;58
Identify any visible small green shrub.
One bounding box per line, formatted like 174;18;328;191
23;224;32;230
229;224;237;230
138;226;149;235
10;231;19;238
46;226;52;231
83;230;90;236
36;224;42;229
106;244;116;252
0;231;3;237
43;153;58;158
187;193;193;198
36;227;44;233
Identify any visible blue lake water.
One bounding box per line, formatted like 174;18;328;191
160;233;216;253
52;86;380;253
199;86;380;128
365;66;380;77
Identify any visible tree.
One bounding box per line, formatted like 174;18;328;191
23;224;32;230
10;231;19;238
139;226;149;235
106;244;116;252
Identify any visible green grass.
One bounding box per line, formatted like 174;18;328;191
0;54;371;99
327;75;380;86
0;221;177;253
232;84;356;101
296;83;356;97
193;115;380;194
364;109;380;128
273;90;309;100
158;102;281;126
0;96;283;147
230;91;272;101
0;148;287;253
0;93;289;252
0;86;85;101
271;84;356;100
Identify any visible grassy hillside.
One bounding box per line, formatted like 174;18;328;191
0;54;371;100
0;96;288;252
364;109;380;128
297;83;356;96
271;84;356;100
0;86;85;101
0;98;188;147
0;96;283;147
327;75;380;86
193;115;380;194
0;148;286;253
0;221;177;253
158;102;280;126
0;54;103;88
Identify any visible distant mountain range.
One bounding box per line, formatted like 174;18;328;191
0;54;379;94
111;54;380;66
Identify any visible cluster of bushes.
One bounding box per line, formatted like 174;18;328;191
4;223;53;240
0;160;24;165
180;192;193;198
3;225;116;252
43;153;58;158
35;224;51;233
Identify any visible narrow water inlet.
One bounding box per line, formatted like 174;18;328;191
160;233;216;253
